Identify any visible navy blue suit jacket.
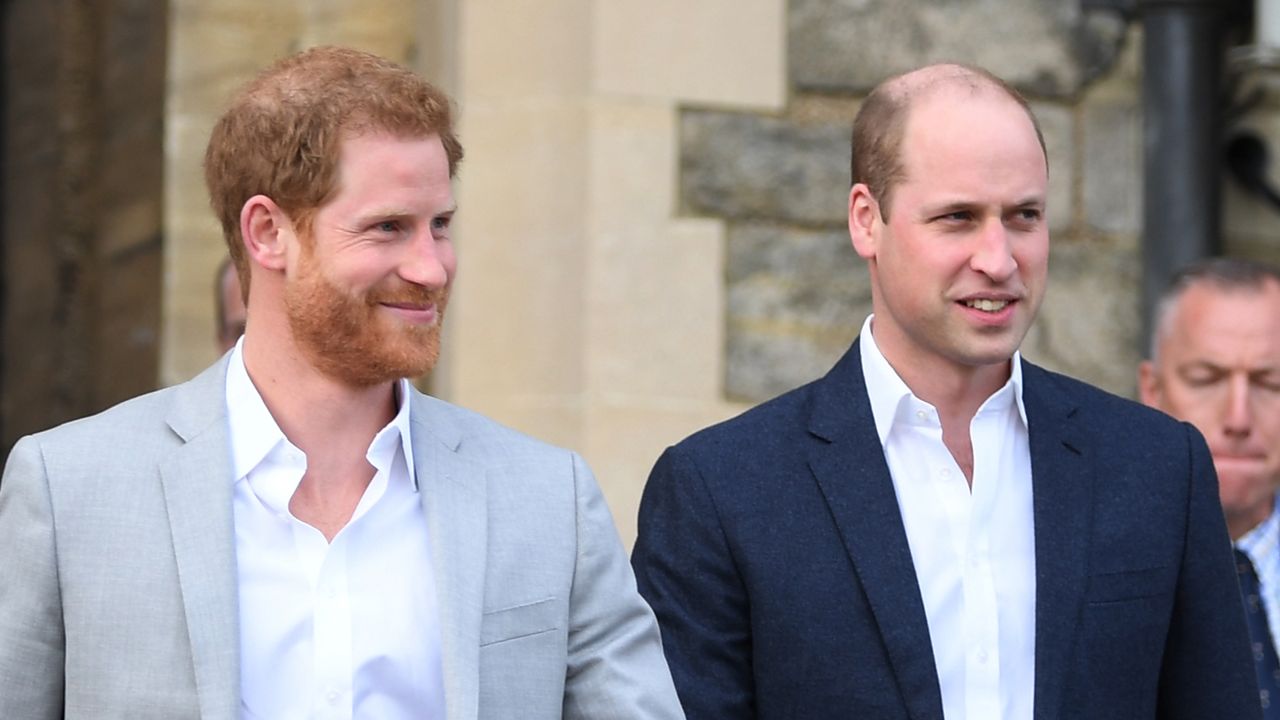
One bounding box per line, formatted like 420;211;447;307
633;342;1260;719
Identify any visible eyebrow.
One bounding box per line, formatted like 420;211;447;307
919;196;1044;215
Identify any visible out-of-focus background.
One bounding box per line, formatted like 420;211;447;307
5;0;1280;544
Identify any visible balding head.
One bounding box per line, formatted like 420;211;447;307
850;63;1047;220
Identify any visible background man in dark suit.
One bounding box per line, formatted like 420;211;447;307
632;62;1259;719
1140;258;1280;718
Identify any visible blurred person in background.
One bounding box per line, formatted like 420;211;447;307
1141;257;1280;719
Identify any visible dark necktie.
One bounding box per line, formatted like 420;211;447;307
1236;548;1280;719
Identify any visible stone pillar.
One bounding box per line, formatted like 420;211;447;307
447;0;783;543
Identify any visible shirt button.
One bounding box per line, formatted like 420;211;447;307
940;468;951;478
325;689;340;705
977;648;989;663
915;410;928;420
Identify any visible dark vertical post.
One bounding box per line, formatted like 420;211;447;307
1139;0;1225;350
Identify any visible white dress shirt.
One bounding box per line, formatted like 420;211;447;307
226;340;445;720
859;316;1036;720
1237;497;1280;654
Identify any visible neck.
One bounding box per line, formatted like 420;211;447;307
873;337;1012;428
1229;502;1275;543
241;329;397;475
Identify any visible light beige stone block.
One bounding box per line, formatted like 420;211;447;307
447;100;590;404
298;0;417;60
168;2;300;116
457;0;590;100
593;0;786;109
586;215;728;403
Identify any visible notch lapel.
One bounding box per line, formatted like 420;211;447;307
808;343;944;720
158;360;240;720
1021;362;1092;720
412;394;488;720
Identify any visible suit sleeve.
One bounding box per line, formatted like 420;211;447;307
560;451;685;720
631;445;755;719
0;436;65;720
1156;424;1262;720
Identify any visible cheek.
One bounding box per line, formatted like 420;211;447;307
1014;239;1050;277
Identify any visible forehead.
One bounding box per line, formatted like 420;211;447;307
1163;282;1280;357
896;87;1046;188
326;131;453;205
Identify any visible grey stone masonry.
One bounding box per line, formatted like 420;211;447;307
1024;238;1142;397
681;110;850;227
725;223;870;399
789;0;1128;98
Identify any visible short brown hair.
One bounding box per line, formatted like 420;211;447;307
850;63;1046;220
204;46;463;293
1149;257;1280;360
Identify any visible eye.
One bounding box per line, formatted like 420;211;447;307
373;220;401;233
431;214;454;236
1252;372;1280;393
935;210;973;223
1007;207;1043;228
1180;365;1225;387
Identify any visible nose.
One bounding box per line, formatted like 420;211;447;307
399;232;452;288
969;220;1017;282
1223;373;1253;438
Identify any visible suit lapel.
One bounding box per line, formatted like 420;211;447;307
158;359;240;720
1021;362;1092;720
412;393;488;720
808;343;945;720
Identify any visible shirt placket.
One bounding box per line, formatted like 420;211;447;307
308;533;354;720
964;412;1002;719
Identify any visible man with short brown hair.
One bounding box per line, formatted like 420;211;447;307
0;46;682;719
634;63;1258;719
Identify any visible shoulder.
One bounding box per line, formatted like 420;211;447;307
18;384;184;461
1024;362;1186;433
7;360;227;476
689;380;817;448
410;390;581;471
1022;361;1204;468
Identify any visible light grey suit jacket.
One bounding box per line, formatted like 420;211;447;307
0;358;683;719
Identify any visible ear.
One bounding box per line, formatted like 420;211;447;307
848;183;881;260
240;194;294;272
1137;360;1161;407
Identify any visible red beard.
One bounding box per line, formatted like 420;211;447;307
284;251;449;388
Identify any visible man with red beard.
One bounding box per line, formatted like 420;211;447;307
1140;258;1280;718
0;47;683;719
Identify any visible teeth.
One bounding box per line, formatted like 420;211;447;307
966;299;1009;312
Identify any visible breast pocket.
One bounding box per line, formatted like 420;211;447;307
479;596;560;647
1085;565;1171;605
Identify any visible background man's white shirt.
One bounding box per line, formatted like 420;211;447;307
1238;497;1280;654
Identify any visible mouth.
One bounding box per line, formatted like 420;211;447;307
962;298;1012;313
379;302;438;325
